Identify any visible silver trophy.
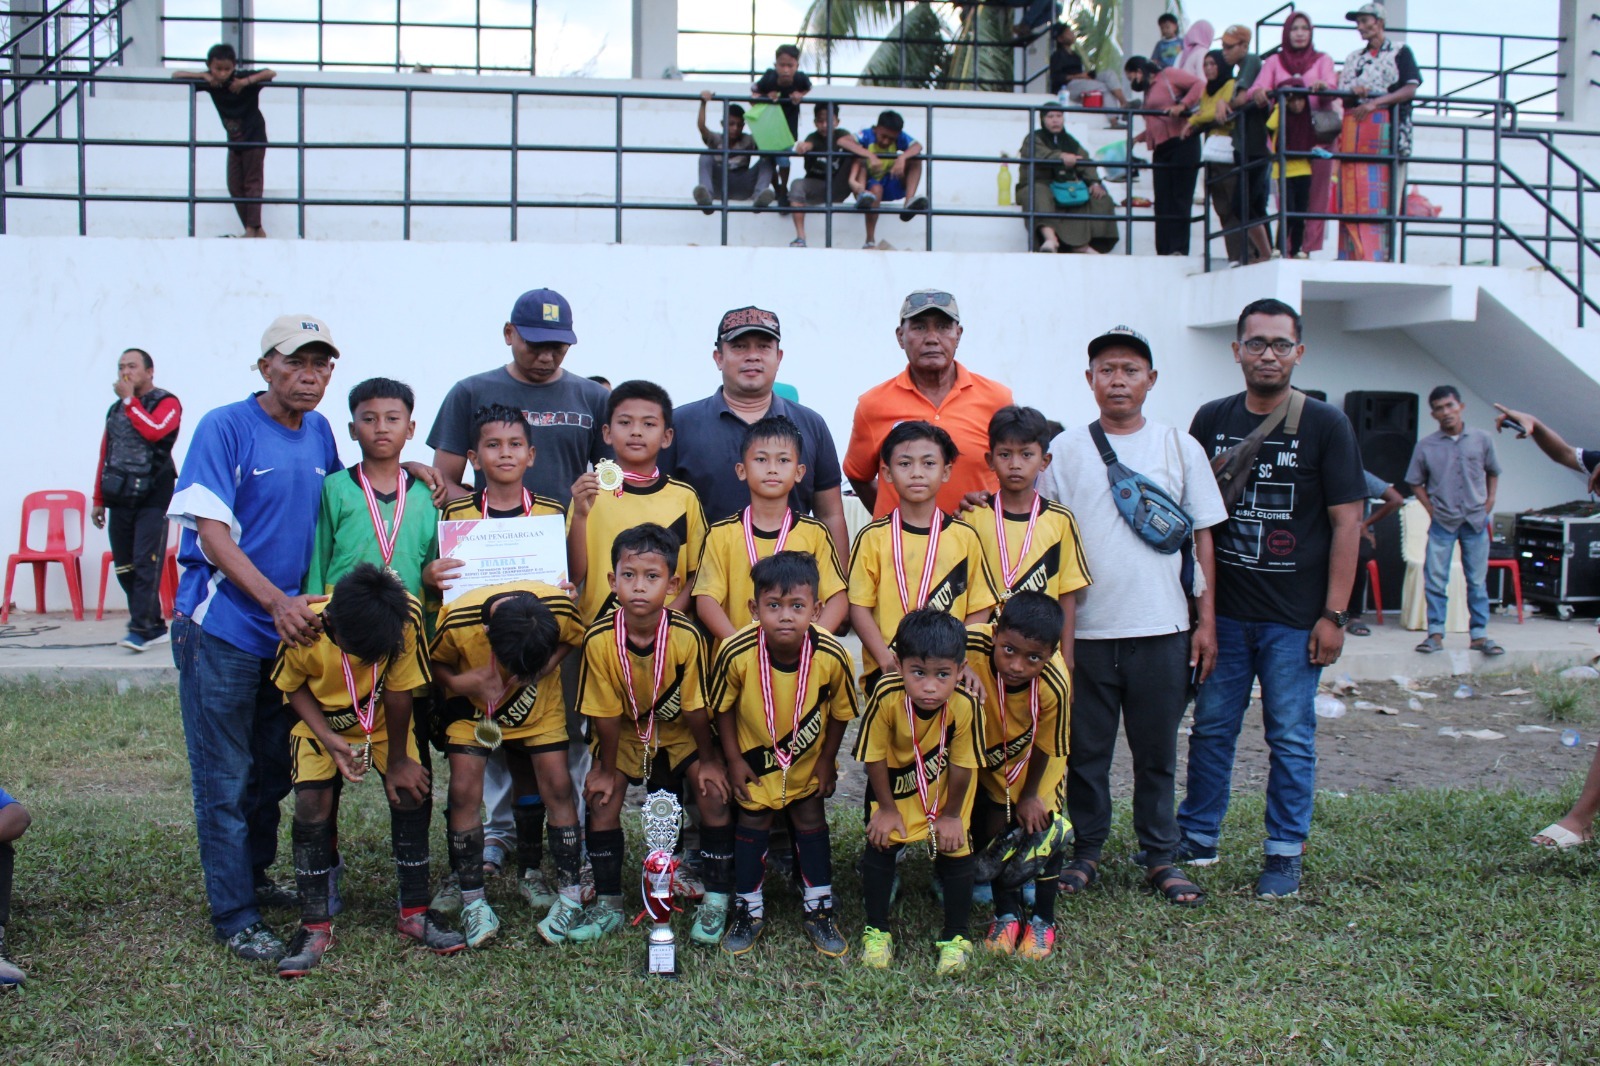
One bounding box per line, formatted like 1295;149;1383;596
640;789;684;977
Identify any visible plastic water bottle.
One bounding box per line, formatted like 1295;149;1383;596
1562;729;1581;747
997;156;1012;206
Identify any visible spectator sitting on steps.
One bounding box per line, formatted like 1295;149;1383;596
693;91;775;216
848;110;929;250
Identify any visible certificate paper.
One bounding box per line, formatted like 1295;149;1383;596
437;515;568;603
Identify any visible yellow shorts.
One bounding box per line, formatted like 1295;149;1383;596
869;791;976;858
290;723;421;789
444;712;568;754
979;755;1066;812
589;720;699;784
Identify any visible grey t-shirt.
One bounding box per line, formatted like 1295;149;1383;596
1040;419;1228;640
1405;427;1501;533
425;367;610;505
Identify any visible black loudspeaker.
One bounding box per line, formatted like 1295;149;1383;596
1344;391;1419;625
1301;388;1327;402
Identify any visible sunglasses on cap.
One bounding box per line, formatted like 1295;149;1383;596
905;291;955;311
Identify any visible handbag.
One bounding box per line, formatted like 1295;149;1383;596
1312;108;1342;144
1050;179;1090;207
1209;390;1306;512
1201;134;1235;165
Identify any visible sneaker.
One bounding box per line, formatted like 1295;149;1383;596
120;632;169;652
565;896;625;943
899;195;929;222
430;872;462;914
276;924;332;977
1172;836;1220;867
578;859;596;904
690;891;729;946
860;926;894;968
327;856;345;918
0;926;26;985
395;909;466;955
253;877;298;909
754;188;776;211
802;903;849;958
461;898;500;948
1256;854;1303;899
518;868;557;909
855;192;878;211
936;934;973;975
983;914;1021;955
1015;916;1055;961
225;921;286;963
144;630;170;648
721;897;765;956
535;894;586;945
693;185;714;215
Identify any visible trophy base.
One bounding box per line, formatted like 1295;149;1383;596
645;925;678;978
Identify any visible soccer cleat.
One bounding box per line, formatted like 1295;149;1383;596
253;877;298;909
720;897;764;956
565;896;625;943
430;873;462;914
0;926;26;985
461;898;500;948
578;859;596;904
936;934;973;975
396;909;467;955
518;868;558;909
983;914;1021;956
536;894;586;945
1016;916;1056;961
1256;854;1304;899
225;921;286;963
801;903;849;958
860;926;894;969
1172;836;1220;867
690;891;729;946
276;924;333;978
673;860;706;904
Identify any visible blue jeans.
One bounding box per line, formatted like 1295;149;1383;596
172;616;293;938
1177;616;1322;856
1424;521;1491;639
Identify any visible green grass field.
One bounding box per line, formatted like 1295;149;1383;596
2;680;1599;1064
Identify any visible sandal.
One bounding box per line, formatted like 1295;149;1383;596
1144;864;1206;907
1533;822;1594;850
1346;621;1372;637
1058;858;1099;896
1415;634;1443;654
1471;638;1506;656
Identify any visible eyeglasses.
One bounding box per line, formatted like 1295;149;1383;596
1241;338;1298;355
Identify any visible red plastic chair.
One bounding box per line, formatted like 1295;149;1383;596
2;490;87;622
1365;558;1384;625
95;531;179;620
1488;557;1524;623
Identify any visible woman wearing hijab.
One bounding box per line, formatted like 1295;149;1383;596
1017;100;1118;254
1184;49;1246;265
1250;11;1338;252
1176;20;1214;78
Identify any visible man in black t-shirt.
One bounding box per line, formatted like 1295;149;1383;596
1177;298;1365;901
173;44;276;238
751;44;813;207
788;103;873;247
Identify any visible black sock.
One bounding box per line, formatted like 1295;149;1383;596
992;884;1023;920
733;825;770;896
0;840;14;927
860;844;900;929
698;823;734;895
1034;848;1064;924
588;827;626;898
935;853;975;941
389;802;432;912
548;823;582;892
513;795;547;876
292;818;334;924
793;824;832;893
449;826;486;894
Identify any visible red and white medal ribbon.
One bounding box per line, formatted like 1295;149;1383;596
890;508;943;614
477;487;535;516
1001;679;1041;789
357;465;408;567
903;694;950;855
340;651;381;773
758;628;813;805
615;609;671;777
742;506;794;567
617;467;661;498
994;493;1040;595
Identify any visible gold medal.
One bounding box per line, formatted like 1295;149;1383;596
594;459;625;494
474;717;504;751
353;742;372;774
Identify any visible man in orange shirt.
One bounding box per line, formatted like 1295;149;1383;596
842;290;1014;519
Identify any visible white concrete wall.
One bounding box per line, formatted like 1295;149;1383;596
0;234;1592;614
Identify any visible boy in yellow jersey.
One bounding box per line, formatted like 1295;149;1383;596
694;415;847;643
568;381;708;625
710;552;858;957
437;403;566;525
965;592;1072;961
848;421;999;691
270;564;464;977
428;581;584;948
853;609;983;974
972;406;1092;653
571;523;732;944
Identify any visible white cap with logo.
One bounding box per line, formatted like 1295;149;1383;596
261;314;340;359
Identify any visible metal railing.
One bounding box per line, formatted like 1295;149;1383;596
2;0;127;165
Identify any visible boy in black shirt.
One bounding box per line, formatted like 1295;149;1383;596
172;44;276;238
751;44;813;208
788;103;872;248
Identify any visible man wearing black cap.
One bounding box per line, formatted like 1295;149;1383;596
426;288;610;507
1039;325;1227;907
664;306;848;560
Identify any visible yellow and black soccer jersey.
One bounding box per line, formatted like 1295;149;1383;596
693;511;847;632
576;608;708;779
847;512;1000;642
708;622;859;810
271;596;431;739
964;623;1070;807
970;498;1093;601
853;673;984;855
570;476;709;624
441;488;565;522
427;581;585;734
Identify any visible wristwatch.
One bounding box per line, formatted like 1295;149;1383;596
1322;608;1349;628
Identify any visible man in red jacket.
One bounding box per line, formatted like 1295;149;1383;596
92;348;182;651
